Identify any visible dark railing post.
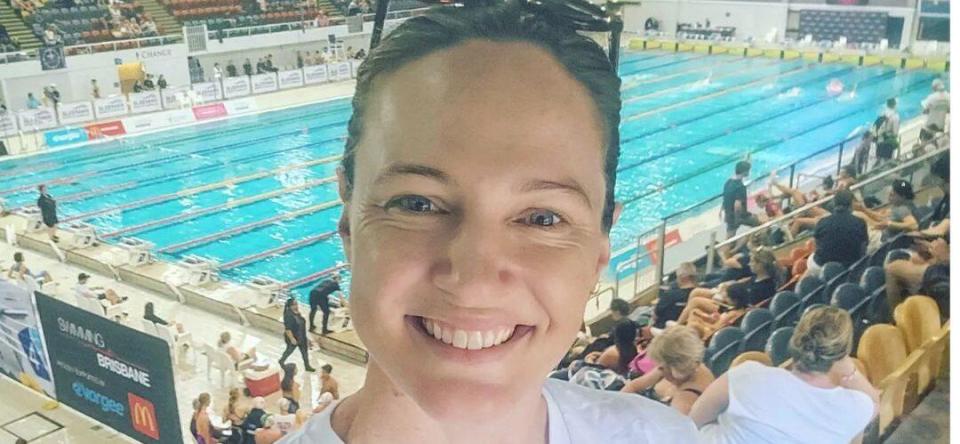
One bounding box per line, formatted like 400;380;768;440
788;164;796;188
632;234;642;300
654;221;667;287
369;0;391;50
837;141;845;176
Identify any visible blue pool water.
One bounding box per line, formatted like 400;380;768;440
1;51;944;301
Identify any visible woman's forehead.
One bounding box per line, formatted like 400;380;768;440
355;40;606;188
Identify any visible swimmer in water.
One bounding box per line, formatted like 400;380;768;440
826;78;844;96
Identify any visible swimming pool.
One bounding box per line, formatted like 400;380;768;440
1;50;944;301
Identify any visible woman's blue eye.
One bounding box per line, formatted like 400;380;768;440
527;210;562;227
388;196;437;213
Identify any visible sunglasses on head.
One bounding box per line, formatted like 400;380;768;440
368;0;624;68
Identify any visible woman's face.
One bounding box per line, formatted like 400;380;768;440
340;40;617;421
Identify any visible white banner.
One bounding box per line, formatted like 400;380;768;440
223;97;258;116
350;60;361;78
0;112;17;136
250;73;278;94
222;77;251;98
122;109;195;134
278;69;304;89
191;82;221;103
333;62;351;81
129;91;162;114
161;86;190;109
57;101;94;125
17;107;57;131
303;64;329;84
94;96;128;119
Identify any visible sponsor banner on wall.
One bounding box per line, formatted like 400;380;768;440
44;127;90;147
223;97;258;116
0;112;18;136
0;282;56;398
121;109;194;134
333;62;351;81
192;103;227;121
251;73;278;94
35;293;182;444
161;86;190;109
278;69;304;89
17;107;58;131
303;64;329;84
222;76;251;98
129;91;162;114
85;120;127;139
94;96;128;119
57;102;94;125
191;82;221;103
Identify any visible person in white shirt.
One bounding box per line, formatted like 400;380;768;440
278;2;697;443
918;78;949;147
74;273;124;305
690;306;879;444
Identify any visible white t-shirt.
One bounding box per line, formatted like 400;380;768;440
279;378;697;443
881;108;900;136
699;362;875;444
922;91;950;129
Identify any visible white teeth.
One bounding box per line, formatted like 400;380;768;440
453;330;469;349
483;331;496;348
421;318;518;350
467;331;483;350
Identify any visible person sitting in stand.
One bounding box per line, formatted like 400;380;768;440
218;331;258;367
676;281;753;340
157;75;168;90
8;252;52;286
622;325;715;414
281;363;302;413
142;75;155;90
132;80;144;93
75;273;126;305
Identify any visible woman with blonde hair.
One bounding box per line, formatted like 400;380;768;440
622;326;715;414
690;306;879;443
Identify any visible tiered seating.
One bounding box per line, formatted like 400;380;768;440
164;0;243;20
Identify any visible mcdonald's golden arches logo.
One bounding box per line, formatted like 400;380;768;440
128;393;160;440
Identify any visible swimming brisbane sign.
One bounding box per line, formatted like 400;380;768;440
35;293;181;444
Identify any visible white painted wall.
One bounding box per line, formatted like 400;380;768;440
1;45;190;111
623;1;790;41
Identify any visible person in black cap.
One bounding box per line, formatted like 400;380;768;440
308;274;342;334
37;184;58;242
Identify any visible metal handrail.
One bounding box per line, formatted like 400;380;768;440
716;134;950;251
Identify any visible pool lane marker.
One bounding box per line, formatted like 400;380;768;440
55;154;342;223
219;230;339;271
157;200;342;254
281;262;351;291
621;57;783;97
100;176;338;239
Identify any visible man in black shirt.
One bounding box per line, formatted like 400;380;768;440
243;58;253;77
37;185;58;242
280;298;314;372
309;274;342;334
226;60;238;77
653;262;697;329
809;189;867;278
928;154;949;226
722;161;759;239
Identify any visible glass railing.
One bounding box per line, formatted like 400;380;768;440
0;34;183;63
204;7;430;40
586;118;935;321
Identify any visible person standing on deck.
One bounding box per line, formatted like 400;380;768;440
37;185;58;243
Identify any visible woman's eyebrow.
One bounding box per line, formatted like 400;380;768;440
517;178;593;210
374;162;451;186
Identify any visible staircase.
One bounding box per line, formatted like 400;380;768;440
137;0;182;36
0;4;42;51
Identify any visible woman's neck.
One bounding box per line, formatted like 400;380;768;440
791;368;839;389
331;363;549;443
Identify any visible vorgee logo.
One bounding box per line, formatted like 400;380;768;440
72;382;125;416
128;393;160;440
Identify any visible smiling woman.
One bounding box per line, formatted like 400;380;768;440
279;1;697;443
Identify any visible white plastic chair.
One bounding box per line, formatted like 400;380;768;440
141;319;159;336
157;324;196;366
204;344;252;387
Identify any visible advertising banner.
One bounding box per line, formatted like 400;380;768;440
161;86;190;109
223;97;258;116
191;82;221;103
0;282;56;398
57;101;94;125
17;107;58;131
35;293;182;444
0;111;17;136
122;109;195;134
333;62;351;81
303;64;329;84
129;91;162;114
85;120;127;139
94;96;128;120
192;103;227;121
350;60;361;78
278;69;304;89
44;127;90;147
222;76;251;98
251;73;278;94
